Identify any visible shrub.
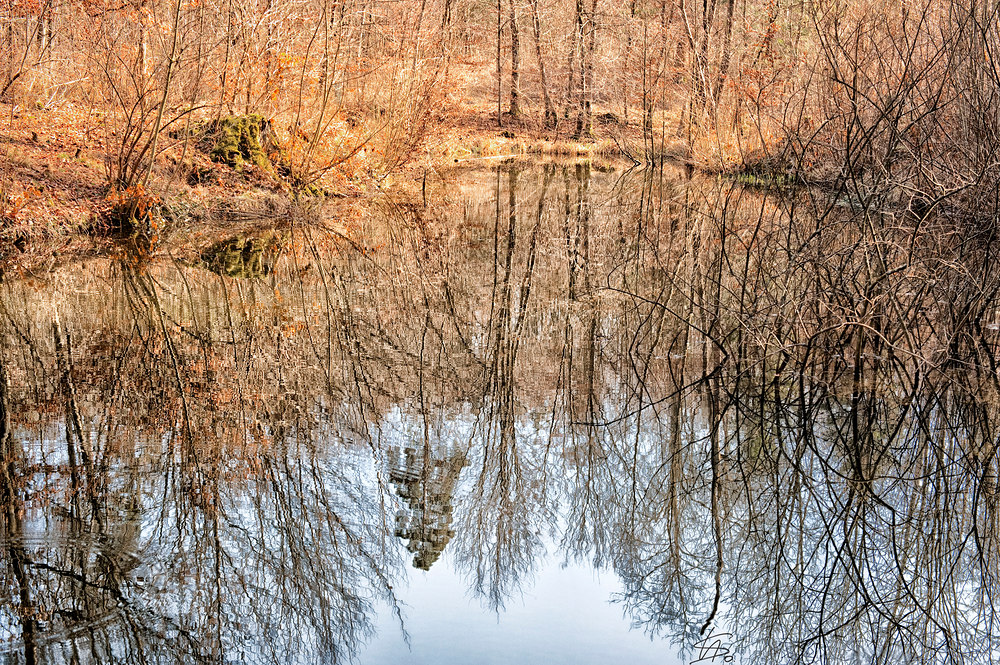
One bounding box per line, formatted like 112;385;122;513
95;184;163;241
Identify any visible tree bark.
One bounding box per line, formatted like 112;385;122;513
712;0;736;105
509;0;521;116
583;0;597;135
571;0;584;135
573;0;596;137
530;0;555;127
496;0;503;125
566;0;583;120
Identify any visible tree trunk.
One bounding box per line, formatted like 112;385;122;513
509;0;521;117
530;0;555;127
573;0;596;137
143;0;183;186
712;0;736;104
571;0;585;135
566;0;583;120
37;9;48;54
3;24;13;96
583;0;597;135
496;0;503;125
442;0;454;63
622;0;637;124
139;22;148;80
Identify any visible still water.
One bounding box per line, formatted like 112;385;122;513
1;162;998;664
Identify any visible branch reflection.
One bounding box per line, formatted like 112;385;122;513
1;161;997;663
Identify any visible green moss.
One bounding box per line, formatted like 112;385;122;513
208;115;274;171
200;232;285;278
293;181;327;198
204;115;328;197
730;158;798;190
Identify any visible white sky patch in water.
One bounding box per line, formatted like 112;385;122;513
362;544;686;665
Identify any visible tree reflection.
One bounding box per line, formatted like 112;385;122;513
452;164;552;611
1;162;998;663
0;257;405;663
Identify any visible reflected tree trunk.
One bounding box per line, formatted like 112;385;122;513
0;355;13;505
53;320;96;500
0;356;35;664
529;0;555;127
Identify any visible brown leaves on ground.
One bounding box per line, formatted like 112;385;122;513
1;102;105;233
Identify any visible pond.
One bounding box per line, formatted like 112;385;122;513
1;162;998;664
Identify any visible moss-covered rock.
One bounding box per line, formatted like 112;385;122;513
200;232;285;278
203;115;329;198
208;115;274;171
292;181;328;198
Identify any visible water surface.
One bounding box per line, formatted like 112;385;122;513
1;162;997;664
